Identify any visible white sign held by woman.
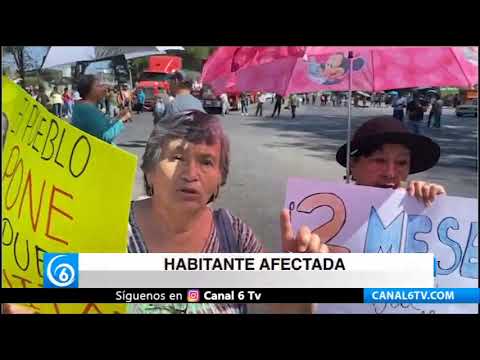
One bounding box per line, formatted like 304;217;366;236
284;177;478;314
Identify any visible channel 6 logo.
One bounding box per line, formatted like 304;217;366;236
44;253;78;288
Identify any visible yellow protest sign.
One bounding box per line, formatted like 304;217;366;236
2;77;137;314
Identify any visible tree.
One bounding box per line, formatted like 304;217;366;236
4;47;28;86
129;57;149;83
181;47;217;71
3;46;49;87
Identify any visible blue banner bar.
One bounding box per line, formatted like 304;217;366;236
364;288;480;303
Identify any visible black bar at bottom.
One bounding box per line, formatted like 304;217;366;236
0;288;364;303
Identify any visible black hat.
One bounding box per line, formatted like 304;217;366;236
336;116;440;174
170;70;186;82
170;70;193;87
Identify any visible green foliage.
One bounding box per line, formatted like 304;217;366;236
130;57;149;82
181;47;217;71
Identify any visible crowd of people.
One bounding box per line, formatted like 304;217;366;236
25;85;79;120
209;88;454;131
212;91;401;121
391;91;445;134
24;81;151;123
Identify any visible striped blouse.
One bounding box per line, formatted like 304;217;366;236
127;201;263;314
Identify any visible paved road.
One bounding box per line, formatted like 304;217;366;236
116;102;478;252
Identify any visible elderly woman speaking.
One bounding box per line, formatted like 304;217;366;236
128;110;328;314
2;110;326;315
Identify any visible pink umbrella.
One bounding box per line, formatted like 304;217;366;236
233;47;478;94
201;46;306;85
207;72;239;95
202;46;478;181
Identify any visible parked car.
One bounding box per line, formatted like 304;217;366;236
456;99;478;117
201;86;223;114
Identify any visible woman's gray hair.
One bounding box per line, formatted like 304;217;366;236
141;110;230;197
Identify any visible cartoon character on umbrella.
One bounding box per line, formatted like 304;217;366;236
307;53;365;85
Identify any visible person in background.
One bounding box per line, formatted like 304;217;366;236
353;94;359;107
152;88;171;124
62;87;73;119
255;92;266;117
220;92;229;116
117;85;125;109
431;94;444;128
153;95;166;124
50;86;63;117
136;88;146;114
427;95;435;127
392;93;407;122
104;88;112;116
37;85;50;109
406;93;428;135
380;93;385;107
72;88;81;103
119;84;132;110
71;75;132;143
108;88;119;118
271;94;283;118
153;71;205;126
289;93;299;119
118;84;133;122
240;92;248;116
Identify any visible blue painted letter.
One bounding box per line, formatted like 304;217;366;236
405;215;432;253
460;222;478;279
365;207;404;253
436;217;462;275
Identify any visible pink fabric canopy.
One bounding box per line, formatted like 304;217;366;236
202;47;478;95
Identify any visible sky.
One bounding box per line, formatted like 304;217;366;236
2;46;49;72
2;47;115;76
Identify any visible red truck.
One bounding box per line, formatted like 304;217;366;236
136;55;182;110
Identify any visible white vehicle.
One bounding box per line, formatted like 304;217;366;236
263;93;274;101
456;99;478;117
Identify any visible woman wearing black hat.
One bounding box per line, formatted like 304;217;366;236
335;115;446;207
281;116;446;253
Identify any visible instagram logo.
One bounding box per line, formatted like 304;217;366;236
187;289;200;303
